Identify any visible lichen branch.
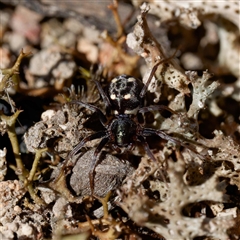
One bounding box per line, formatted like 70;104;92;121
0;110;26;180
0;49;31;93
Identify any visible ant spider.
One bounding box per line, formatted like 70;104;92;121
58;55;200;194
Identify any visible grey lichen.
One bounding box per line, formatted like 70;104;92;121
24;103;90;157
118;3;239;239
186;70;220;120
132;0;240;31
126;4;191;102
119;159;235;239
0;148;7;181
2;1;239;239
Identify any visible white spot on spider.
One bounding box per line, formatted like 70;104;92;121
114;110;119;114
127;77;136;82
111;78;118;83
123;93;131;99
110;94;116;100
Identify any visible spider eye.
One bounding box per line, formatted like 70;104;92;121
108;75;144;114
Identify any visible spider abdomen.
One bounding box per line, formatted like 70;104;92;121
109;75;144;115
110;116;137;147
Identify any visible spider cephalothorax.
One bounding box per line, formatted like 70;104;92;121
58;56;200;194
108;75;144;115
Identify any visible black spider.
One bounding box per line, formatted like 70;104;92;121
59;57;200;194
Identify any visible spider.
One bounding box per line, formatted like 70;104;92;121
58;56;200;194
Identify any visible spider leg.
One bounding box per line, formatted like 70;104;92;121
143;128;206;159
140;49;178;99
70;100;107;126
139;105;177;115
89;136;109;194
54;131;106;183
137;135;167;183
93;80;112;111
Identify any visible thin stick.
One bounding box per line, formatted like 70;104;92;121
140;49;179;98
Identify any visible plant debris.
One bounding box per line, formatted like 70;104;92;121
0;1;239;239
